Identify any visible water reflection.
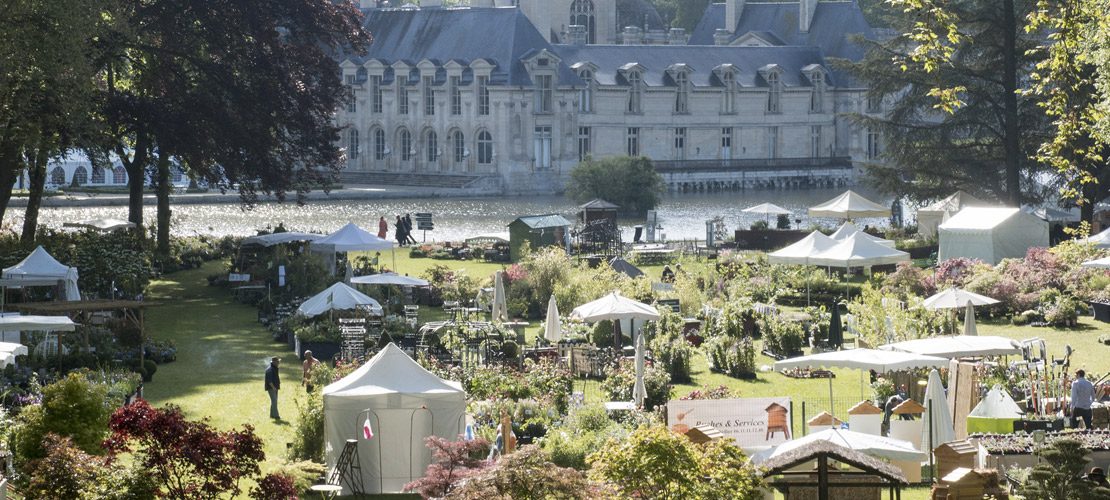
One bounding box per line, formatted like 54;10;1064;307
8;187;894;242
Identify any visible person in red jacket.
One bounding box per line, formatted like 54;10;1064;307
377;216;388;239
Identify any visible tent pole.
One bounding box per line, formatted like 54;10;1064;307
829;376;835;419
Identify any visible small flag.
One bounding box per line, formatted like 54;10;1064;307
464;424;474;441
362;417;374;440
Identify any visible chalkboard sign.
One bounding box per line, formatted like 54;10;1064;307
657;299;680;313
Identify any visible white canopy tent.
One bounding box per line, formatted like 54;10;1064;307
311;223;395;275
62;218;136;232
1;246;81;301
916;191;985;239
879;335;1021;359
767;231;838;265
758;428;926;464
1082;227;1110;249
242;232;323;247
0;315;76;333
938;207;1048;265
1081;256;1110;269
323;344;466;494
464;233;510;246
829;222;895;247
297;282;383;318
775;349;947;417
808;233;910;269
808;190;891;219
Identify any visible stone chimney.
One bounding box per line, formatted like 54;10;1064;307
668;28;686;45
621;26;644;45
713;29;731;46
800;0;818;33
725;0;746;34
567;24;588;45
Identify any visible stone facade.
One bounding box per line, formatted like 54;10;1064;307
339;1;880;194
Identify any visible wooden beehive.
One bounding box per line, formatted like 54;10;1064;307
936;468;1007;500
684;424;724;444
892;399;926;416
766;402;791;440
848;400;883;415
934;440;978;480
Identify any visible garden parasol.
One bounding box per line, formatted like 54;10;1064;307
827;304;843;349
921;369;955;455
633;333;647;407
742;202;792;223
923;288;999;310
571;291;660;401
491;271;508;323
963;301;977;336
544;295;562;343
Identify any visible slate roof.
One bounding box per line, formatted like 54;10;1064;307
554;44;830;87
690;2;874;61
350;7;581;87
510;214;572;229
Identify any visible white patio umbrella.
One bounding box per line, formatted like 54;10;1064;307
808;190;891;219
491;271;508;323
0;341;28;369
350;273;429;287
742;202;792;223
879;335;1021;359
762;428;926;464
0;315;76;332
633;333;647;407
921;369;955;453
297;282;383;318
544;295;562;343
923;288;999;310
1081;256;1110;268
1082;227;1110;249
571;291;660;400
774;349;948;417
963;301;977;336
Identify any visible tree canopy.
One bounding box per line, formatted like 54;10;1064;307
566;156;665;216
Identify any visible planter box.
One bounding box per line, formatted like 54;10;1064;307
733;229;809;251
1090;302;1110;323
904;244;938;260
296;339;342;362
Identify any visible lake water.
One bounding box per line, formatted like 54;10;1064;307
7;188;894;242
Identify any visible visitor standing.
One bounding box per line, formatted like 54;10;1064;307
265;357;281;419
378;216;389;239
1070;369;1095;429
395;215;406;246
302;351;320;392
404;214;418;244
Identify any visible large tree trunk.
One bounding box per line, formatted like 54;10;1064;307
0;137;18;224
1002;0;1022;206
120;136;150;234
155;150;171;256
21;145;48;244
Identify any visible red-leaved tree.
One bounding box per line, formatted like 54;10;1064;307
404;436;491;498
103;400;265;499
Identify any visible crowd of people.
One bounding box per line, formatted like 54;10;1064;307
378;214;419;246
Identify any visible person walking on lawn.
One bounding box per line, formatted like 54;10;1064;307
1071;369;1095;429
265;357;281;420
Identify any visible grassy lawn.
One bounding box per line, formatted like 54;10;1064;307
136;255;1109;497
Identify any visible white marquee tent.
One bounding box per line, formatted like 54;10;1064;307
937;207;1048;265
297;282;383;318
916;191;985;239
323;344;466;494
808;191;890;219
808;233;910;269
879;335;1021;359
242;232;323;247
1;246;81;301
767;231;838;266
829;222;895;248
1083;227;1110;249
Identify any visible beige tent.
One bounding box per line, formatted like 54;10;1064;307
938;207;1048;265
917;191;986;239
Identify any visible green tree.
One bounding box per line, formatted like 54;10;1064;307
587;425;763;499
1017;438;1110;500
12;373;112;464
842;0;1047;205
566;156;664;216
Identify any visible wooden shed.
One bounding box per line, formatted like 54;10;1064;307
508;214;571;262
766;402;791;440
933;441;978;481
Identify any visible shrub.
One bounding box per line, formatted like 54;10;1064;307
750;219;770;230
566;156;664;215
268;461;328;496
289;389;326;462
1017;438;1110;500
404;436;492;498
776;214;791;229
703;335;756;378
22;434;100;499
679;385;740;400
881;262;929;299
11;372;112;464
541;405;628;470
600;358;672;410
250;473;299;500
761;315;805;357
448;445;604;499
644;310;693;383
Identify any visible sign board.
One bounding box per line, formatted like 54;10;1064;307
417;222;434;230
667;397;792;447
228;273;251;282
415;213;434;231
414;213;433;221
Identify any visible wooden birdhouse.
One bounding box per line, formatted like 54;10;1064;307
848;400;883;436
933;467;1008;500
765;402;790;441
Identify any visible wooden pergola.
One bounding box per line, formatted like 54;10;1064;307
13;300;157;363
761;440;908;500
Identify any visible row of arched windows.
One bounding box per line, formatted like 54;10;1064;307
47;164;183;186
351;127;495;167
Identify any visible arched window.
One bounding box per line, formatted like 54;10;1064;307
674;71;689;114
578;69;593;113
113;166;127;184
477;130;493;164
399;129;413;162
766;72;781;113
50;167;65;185
627;71;642;114
373;128;386;160
72;166;88;185
91;166;105;184
570;0;596;44
425;130;438;163
348;128;360;159
451;130;465;163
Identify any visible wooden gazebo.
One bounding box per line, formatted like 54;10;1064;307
762;440;908;500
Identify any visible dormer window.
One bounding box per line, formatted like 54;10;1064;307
626;71;642;114
674;71;689;114
578;69;593;113
766;72;781;114
722;72;736;114
478;76;490;115
810;71;825;113
534;74;553;113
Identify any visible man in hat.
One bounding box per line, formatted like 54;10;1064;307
1071;369;1095;429
265;357;281;420
1087;467;1109;488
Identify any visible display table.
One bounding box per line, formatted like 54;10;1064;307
308;484;343;499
